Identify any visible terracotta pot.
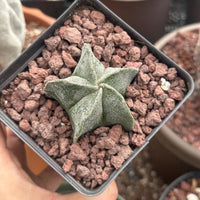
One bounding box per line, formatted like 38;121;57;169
23;6;56;175
149;23;200;183
101;0;172;43
22;6;55;27
21;0;70;18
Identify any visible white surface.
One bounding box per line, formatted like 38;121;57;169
0;0;25;69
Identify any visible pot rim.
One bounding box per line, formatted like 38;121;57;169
155;22;200;49
154;23;200;168
159;171;200;200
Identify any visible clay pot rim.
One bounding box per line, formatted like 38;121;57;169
155;23;200;49
154;23;200;168
159;171;200;200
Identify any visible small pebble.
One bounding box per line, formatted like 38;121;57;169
161;77;171;91
186;193;199;200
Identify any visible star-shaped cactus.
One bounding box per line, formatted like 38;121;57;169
44;43;139;142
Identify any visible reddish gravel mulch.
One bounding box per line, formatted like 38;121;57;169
162;29;200;150
0;7;186;189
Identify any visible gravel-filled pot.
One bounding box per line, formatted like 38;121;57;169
0;0;194;196
159;171;200;200
149;23;200;182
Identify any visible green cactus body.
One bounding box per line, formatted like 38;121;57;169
44;43;139;142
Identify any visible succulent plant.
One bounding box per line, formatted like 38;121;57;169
194;30;200;97
44;43;138;142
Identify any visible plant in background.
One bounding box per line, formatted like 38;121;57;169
193;30;200;97
44;43;139;142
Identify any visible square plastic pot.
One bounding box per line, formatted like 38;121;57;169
0;0;194;196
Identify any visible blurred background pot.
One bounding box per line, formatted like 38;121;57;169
23;6;55;175
159;171;200;200
149;23;200;183
23;6;55;27
101;0;172;43
21;0;73;18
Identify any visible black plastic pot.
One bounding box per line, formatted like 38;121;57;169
159;171;200;200
0;0;194;196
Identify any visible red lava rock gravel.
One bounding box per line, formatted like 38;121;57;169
0;8;186;189
162;30;200;150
